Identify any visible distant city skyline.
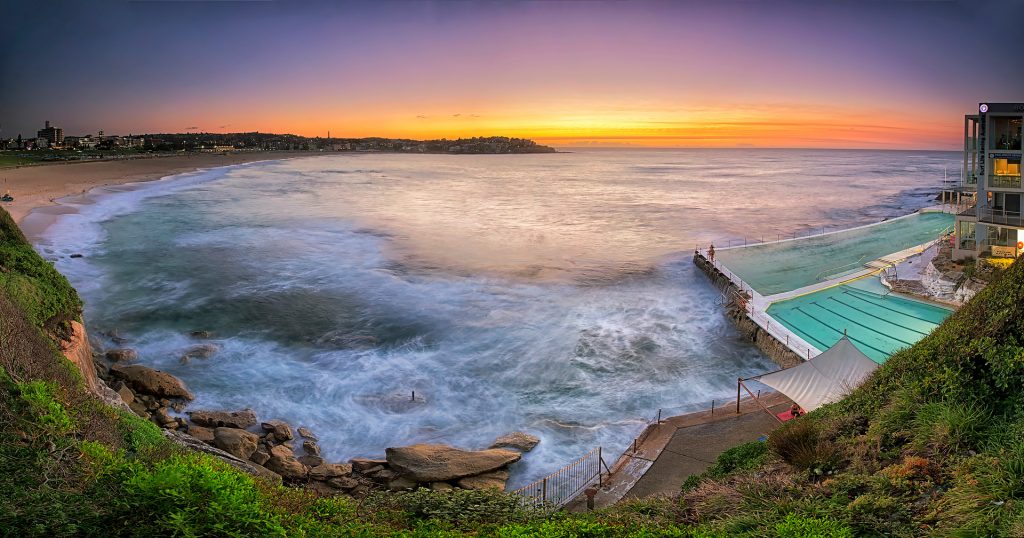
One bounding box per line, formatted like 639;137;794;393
2;0;1022;150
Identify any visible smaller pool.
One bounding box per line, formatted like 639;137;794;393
715;212;954;295
765;278;952;363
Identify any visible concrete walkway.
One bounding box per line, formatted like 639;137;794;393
566;392;791;511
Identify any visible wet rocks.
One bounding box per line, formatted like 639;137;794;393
214;427;260;460
179;343;220;364
190;330;213;339
266;444;307;481
385;444;521;483
110;364;194;400
261;419;294;442
489;432;540;453
456;470;510;491
105;348;138;362
188;408;257;429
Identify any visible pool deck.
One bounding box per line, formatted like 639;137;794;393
697;208;957;362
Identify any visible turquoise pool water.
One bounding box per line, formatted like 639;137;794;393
765;278;952;363
715;212;954;295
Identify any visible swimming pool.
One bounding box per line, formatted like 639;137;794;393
715;212;954;296
765;278;952;363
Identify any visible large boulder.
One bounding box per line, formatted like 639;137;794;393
163;429;281;485
266;444;307;481
261;419;294;441
188;408;257;429
213;427;259;460
179;343;220;363
110;364;194;400
308;462;352;481
105;348;138;362
385;444;521;483
456;470;510;491
489;432;541;453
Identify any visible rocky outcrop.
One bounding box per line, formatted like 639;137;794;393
164;429;281;484
110;364;195;400
62;321;99;393
261;419;294;442
489;432;540;452
188;408;257;429
385;444;521;483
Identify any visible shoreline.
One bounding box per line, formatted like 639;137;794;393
1;151;315;230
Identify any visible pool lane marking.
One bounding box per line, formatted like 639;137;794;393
810;300;916;347
829;296;934;336
841;288;950;324
767;310;834;351
791;306;891;357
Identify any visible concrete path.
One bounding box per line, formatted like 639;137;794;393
566;392;791;511
624;399;790;499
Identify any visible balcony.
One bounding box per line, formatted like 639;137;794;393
989;174;1023;189
978;207;1024;227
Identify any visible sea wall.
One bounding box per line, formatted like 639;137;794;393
693;253;802;369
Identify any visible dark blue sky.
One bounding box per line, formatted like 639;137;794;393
2;0;1022;148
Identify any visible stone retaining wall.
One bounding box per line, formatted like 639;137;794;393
693;253;802;369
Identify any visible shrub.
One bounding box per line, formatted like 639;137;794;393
115;453;287;537
373;487;536;529
911;401;990;455
17;380;74;435
768;419;843;477
774;513;853;538
683;441;769;491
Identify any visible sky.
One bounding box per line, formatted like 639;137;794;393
1;0;1022;150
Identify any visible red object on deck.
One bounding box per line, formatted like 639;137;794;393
776;409;803;422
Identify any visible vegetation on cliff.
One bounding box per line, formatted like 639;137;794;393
4;201;1024;536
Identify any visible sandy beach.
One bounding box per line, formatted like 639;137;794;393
0;151;312;227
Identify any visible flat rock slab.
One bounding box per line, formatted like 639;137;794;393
386;444;520;483
188;408;257;429
490;432;540;452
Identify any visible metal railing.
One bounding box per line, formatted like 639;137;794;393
814;254;869;282
978;208;1024;227
989;175;1023;189
512;447;610;511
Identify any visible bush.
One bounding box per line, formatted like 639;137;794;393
683;441;769;491
116;454;287;537
774;513;853;538
373;487;536;529
768;420;843;477
911;401;990;455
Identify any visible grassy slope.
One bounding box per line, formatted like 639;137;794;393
3;201;1024;536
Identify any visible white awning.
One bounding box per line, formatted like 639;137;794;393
749;336;878;412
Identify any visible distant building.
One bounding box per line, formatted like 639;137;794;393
954;102;1024;260
37;121;64;146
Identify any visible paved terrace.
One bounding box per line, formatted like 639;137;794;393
566;392;791;511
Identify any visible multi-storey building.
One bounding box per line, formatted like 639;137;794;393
36;120;64;146
953;102;1023;260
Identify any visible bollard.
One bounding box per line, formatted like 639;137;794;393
657;409;662;424
633;438;637;454
411;390;415;401
757;389;761;399
585;487;598;511
711;399;715;415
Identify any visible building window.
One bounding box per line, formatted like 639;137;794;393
990;158;1022;188
988;225;1010;246
959;221;976;250
990;116;1022;150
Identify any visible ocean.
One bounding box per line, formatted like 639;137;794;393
33;148;959;486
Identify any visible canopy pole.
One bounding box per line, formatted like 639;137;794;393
739;380;784;423
736;377;742;414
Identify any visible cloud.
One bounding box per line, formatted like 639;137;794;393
185;126;199;130
416;115;428;119
452;113;461;117
218;124;231;129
